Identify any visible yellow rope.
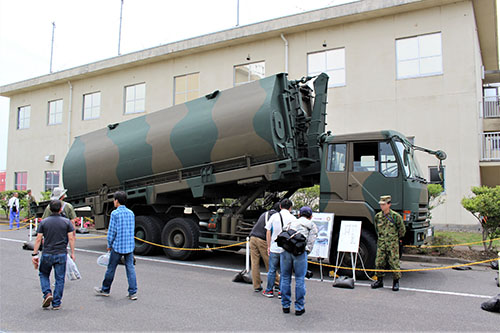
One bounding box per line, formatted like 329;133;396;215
308;257;499;272
134;237;248;251
404;236;500;248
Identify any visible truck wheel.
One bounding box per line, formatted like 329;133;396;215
329;228;377;280
161;218;199;260
134;216;162;256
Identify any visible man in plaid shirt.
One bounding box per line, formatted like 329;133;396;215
95;191;138;300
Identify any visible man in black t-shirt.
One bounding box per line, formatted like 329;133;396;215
32;200;75;310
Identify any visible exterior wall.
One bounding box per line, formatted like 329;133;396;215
4;1;487;225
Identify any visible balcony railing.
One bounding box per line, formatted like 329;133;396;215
481;132;500;161
483;96;500;118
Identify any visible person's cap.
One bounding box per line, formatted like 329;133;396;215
50;187;68;200
379;195;391;204
299;206;313;216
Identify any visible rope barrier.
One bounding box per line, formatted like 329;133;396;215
404;236;500;248
308;257;500;272
134;237;248;251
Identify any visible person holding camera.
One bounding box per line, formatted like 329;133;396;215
280;206;318;316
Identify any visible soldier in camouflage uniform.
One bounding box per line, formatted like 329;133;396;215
371;195;406;291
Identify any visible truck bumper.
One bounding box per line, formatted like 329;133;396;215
409;225;434;246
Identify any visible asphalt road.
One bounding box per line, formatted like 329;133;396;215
0;226;499;332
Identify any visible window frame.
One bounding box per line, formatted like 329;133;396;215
14;171;27;191
48;99;63;125
124;82;146;115
326;143;347;172
44;170;60;192
379;141;399;178
173;72;200;105
307;47;346;88
17;105;31;130
233;61;266;86
82;91;101;120
396;32;443;80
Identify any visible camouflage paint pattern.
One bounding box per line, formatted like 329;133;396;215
63;73;327;199
319;130;434;245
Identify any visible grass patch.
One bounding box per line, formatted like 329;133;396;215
435;231;500;247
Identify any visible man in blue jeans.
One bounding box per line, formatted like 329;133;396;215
263;198;296;298
95;191;137;300
32;200;75;310
280;206;318;315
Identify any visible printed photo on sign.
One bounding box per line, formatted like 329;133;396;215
308;212;334;259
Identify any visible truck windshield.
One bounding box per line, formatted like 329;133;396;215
395;140;425;181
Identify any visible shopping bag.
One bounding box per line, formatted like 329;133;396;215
66;255;81;280
97;252;110;267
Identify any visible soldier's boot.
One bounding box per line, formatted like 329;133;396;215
392;279;399;291
371;277;383;289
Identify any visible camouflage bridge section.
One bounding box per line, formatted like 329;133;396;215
63;73;316;199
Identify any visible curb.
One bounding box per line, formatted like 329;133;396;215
402;254;492;267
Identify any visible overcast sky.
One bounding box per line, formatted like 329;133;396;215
0;0;355;171
0;0;498;172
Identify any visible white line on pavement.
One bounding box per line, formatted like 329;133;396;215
1;237;493;300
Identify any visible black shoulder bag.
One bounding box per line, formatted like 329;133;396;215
276;213;307;256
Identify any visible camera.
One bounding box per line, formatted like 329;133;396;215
305;270;313;279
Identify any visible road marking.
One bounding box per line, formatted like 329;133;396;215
1;237;493;299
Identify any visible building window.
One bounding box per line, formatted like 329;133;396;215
45;171;60;192
83;92;101;120
234;61;265;86
124;83;146;114
307;48;346;87
174;73;200;105
17;105;31;129
429;166;445;189
48;99;63;125
14;172;27;191
396;32;442;79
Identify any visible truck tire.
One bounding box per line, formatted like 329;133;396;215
134;216;162;256
329;228;377;280
161;218;199;260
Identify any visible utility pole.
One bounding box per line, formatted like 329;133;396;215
236;0;240;26
118;0;124;55
49;22;55;73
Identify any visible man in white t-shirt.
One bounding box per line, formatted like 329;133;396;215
262;198;297;298
8;192;20;229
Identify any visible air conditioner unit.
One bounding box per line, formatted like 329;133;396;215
45;154;55;163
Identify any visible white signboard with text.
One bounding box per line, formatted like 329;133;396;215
308;212;334;259
337;220;362;253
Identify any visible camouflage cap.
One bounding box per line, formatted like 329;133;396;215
379;195;391;204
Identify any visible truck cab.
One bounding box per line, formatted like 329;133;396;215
320;130;439;266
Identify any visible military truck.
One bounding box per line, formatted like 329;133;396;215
40;72;445;270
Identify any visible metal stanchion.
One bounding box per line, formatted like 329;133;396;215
245;237;250;273
29;220;33;241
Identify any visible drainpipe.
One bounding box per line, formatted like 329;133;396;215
280;33;288;74
67;81;73;149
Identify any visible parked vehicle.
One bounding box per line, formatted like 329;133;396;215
35;72;446;273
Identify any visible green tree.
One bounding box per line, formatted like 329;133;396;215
0;190;29;219
427;183;446;221
461;186;500;252
40;191;51;201
290;185;320;211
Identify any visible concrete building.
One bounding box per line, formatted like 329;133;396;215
1;0;499;226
